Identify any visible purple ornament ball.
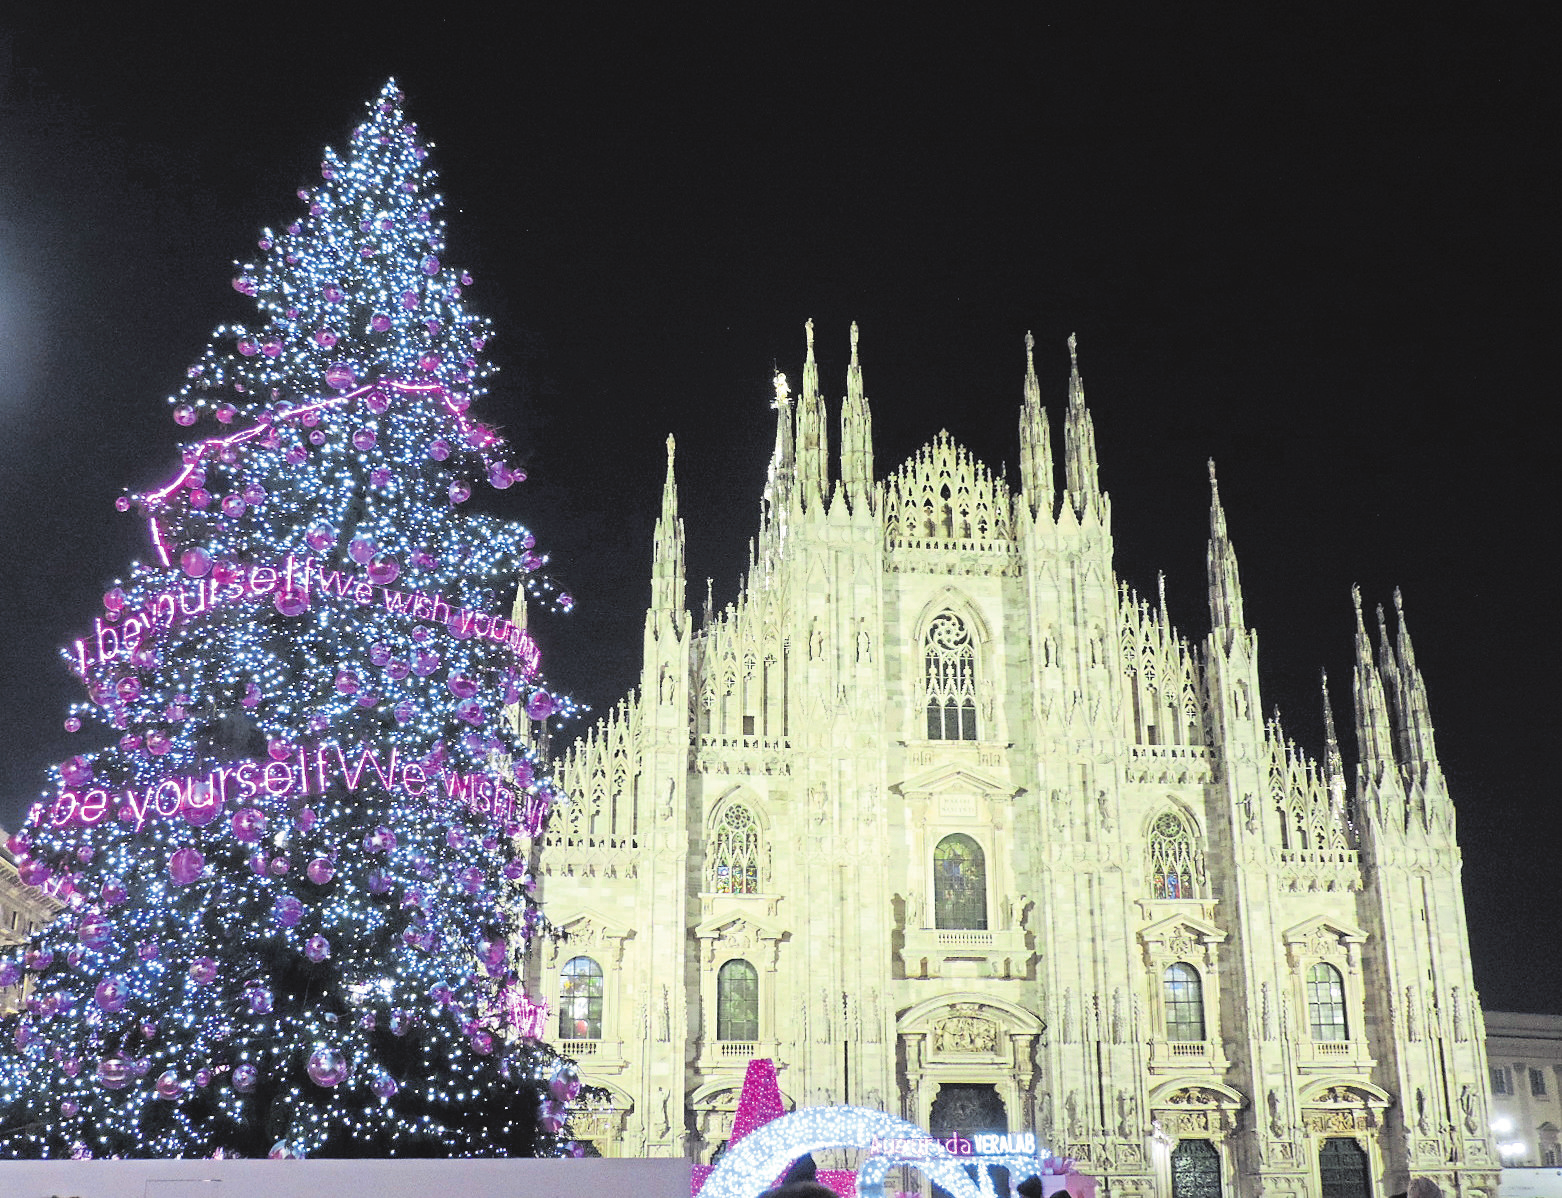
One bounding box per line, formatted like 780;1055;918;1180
233;1063;258;1092
168;846;205;886
189;956;218;985
274;895;304;927
449;480;471;504
306;857;335;885
231;807;267;843
180;548;213;578
96;1056;132;1090
304;935;331;962
306;1046;349;1087
155;1070;185;1101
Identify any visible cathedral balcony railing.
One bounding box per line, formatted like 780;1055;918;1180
717;1041;757;1059
902;926;1030;980
1296;1034;1375;1073
558;1038;630;1075
561;1039;600;1057
1148;1037;1228;1074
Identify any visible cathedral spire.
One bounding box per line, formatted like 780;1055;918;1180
648;434;686;636
1018;331;1055;518
763;366;795;523
1391;587;1440;774
839;320;875;509
794;318;830;509
1205;459;1247;642
1062;332;1101;516
1351;585;1396;780
1322;667;1348;809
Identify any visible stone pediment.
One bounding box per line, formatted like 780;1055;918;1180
1139;912;1228;947
693;909;787;944
546;907;635;970
891;762;1015;800
1281;914;1366;968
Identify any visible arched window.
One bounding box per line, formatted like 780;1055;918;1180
1307;963;1348;1041
924;612;978;740
1148;810;1204;899
1163;962;1206;1041
933;834;987;930
559;956;603;1040
708;803;761;895
717;959;759;1041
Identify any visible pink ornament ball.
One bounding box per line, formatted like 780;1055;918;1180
449;480;471;504
233;1063;258;1092
233;276;256;295
306;857;335;885
307;1046;349;1087
137;939;159;961
370;313;392;332
455;699;483;725
61;754;93;786
295;807;317;831
195;1069;211;1088
189;956;218;985
243;682;262;708
221;494;246;518
428;438;451;461
314;328;338;348
366;389;391;414
421;255;440;276
447;675;478;699
96;1056;132;1090
243;484;267;506
325;363;356;390
101;879;127;905
269;856;290;876
155;1070;185;1101
189;487;211;509
306;526;335;552
363;825;397;854
418;353;440;373
526;691;557;721
181;547;213;578
64;716;82;733
268;739;294;760
115;495;132;512
349;537;377;564
168;847;205;886
369;642;393;666
146;728;172;755
304;935;331;962
216;403;237;423
447;391;471;413
488;462;513;489
79;913;113;950
309;429;326;445
274;895;304;927
231;807;267;843
285;445;307;465
469;1030;494;1055
462;272;474;287
334;671;359;695
246;985;273;1014
238;338;259;357
275;588;308;617
401;289;419;310
94;977;128;1013
370;1069;398;1099
103;587;125;611
412;650;440;677
351;426;377;451
261;340;282;358
323;284;344;304
393;702;413;724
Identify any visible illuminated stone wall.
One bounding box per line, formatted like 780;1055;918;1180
542;325;1500;1198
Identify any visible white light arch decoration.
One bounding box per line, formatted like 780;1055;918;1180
698;1104;1047;1198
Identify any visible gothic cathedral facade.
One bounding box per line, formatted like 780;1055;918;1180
540;324;1499;1198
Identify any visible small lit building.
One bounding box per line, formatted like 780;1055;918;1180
1485;1012;1562;1169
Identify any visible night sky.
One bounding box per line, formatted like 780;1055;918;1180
1;12;1556;1012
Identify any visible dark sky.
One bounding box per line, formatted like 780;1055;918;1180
1;11;1556;1012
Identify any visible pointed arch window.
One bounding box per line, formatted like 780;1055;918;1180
559;955;603;1040
709;803;761;895
924;612;978;740
717;959;759;1041
1148;810;1205;899
1163;962;1207;1041
933;833;987;930
1307;962;1349;1041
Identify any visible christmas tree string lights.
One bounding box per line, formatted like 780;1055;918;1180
0;80;584;1159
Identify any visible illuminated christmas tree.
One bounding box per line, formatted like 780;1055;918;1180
0;80;585;1159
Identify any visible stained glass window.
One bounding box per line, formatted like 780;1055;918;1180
717;959;759;1041
934;834;987;930
1149;811;1203;899
559;955;603;1040
924;613;978;740
709;803;760;894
